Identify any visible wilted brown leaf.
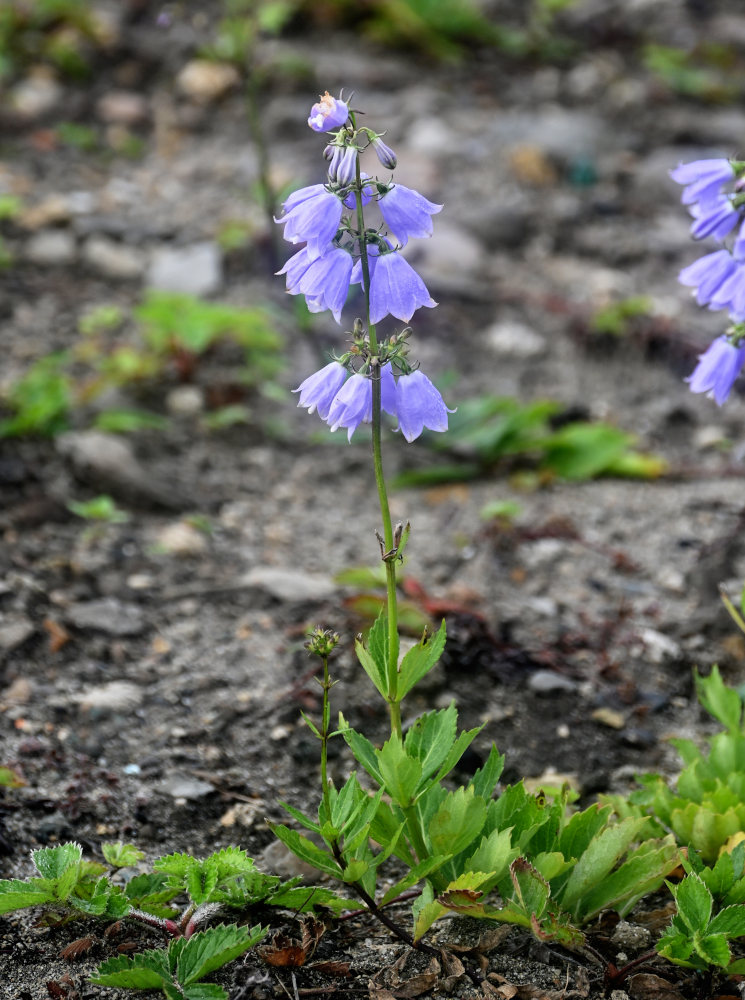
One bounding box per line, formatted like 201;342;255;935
58;936;94;960
628;973;686;1000
43;617;71;653
308;960;350;976
369;952;440;999
257;916;326;968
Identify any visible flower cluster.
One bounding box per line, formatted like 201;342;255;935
294;361;453;442
672;157;745;403
278;91;453;443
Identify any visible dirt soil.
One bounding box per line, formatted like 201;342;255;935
3;1;745;998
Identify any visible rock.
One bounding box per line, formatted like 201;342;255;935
56;430;186;509
239;567;336;603
75;679;143;711
0;615;35;654
154;521;208;557
24;230;77;266
484;320;547;358
592;707;626;730
611;920;651;952
9;68;62;118
260;840;318;880
638;627;681;664
81;236;145;280
160;774;215;800
2;677;33;705
147;242;222;296
65;599;145;637
528;670;578;694
20;195;73;230
166;385;205;417
176;60;240;103
96;90;149;125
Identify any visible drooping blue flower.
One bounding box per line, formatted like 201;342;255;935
690;196;739;242
395;370;454;442
671;159;735;207
293;362;348;419
707;259;745;319
371;136;397;170
378;184;442;247
335;146;358;187
679;249;739;307
308;92;349;133
687;335;745;405
279;245;354;324
275;185;343;260
364;246;437;325
325;367;397;440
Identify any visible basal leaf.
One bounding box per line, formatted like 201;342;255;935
708;903;745;937
672;873;713;934
90;947;171;987
509;858;550;920
559;816;649;914
463;828;518;886
694;930;731;968
102;842;146;868
33;843;82;880
154;853;198;879
182;985;227;1000
266;824;342;879
695;666;742;732
470;745;505;801
186;864;218;906
376;735;422;808
0;878;55;914
573;838;680;921
177;924;266;985
429;787;487;858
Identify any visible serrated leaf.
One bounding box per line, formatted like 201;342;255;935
154;852;198;878
470;745;505;800
694;930;731;968
267;824;342;878
278;800;321;834
355;637;387;699
397;621;447;700
0;878;55;914
673;873;713;934
102;842;146;868
429;787;487;858
182;985;228;1000
33;843;82;880
186;863;219;906
70;877;130;918
376;735;422;808
559;816;649;914
708;903;745;937
695;666;742;732
573;839;680;921
90;947;171;987
177;924;266;985
340;724;383;786
509;858;550;919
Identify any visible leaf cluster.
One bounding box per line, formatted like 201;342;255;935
392;394;665;487
608;667;745;862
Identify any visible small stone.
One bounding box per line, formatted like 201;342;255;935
10;68;62;118
656;567;685;594
507;144;557;186
2;676;33;705
528;670;578;694
638;627;681;664
96;90;149;125
219;800;264;829
127;573;155;590
176;60;240;103
24;230;76;266
611;920;651;952
81;236;145;279
0;616;35;654
20;195;72;229
270;724;291;741
147;242;223;296
76;680;143;712
260;840;318;881
160;774;214;800
166;385;205;417
556;723;570;738
592;707;626;730
240;567;336;603
693;425;727;450
485;320;547;358
65;598;145;636
154;521;208;557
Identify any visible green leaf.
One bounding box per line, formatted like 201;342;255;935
509;858;550;920
154;852;197;879
102;842;146;868
708;903;745;937
267;824;342;879
70;877;130;918
539;422;634;480
33;843;82;880
0;878;55;914
470;745;505;800
695;666;742;732
186;863;219;906
397;621;447;700
376;735;422;808
559;816;649;915
355;635;388;699
694;931;731;968
429;786;487;858
267;884;362;915
90;947;172;987
673;873;713;934
657;930;698;968
340;722;383;787
182;986;228;1000
278;800;321;835
379;856;453;907
177;924;266;985
573;838;680;921
463;828;518;884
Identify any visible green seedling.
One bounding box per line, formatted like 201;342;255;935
67;495;130;523
590;296;653;338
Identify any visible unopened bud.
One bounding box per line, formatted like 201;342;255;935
306;627;340;658
372;136;397;171
336;146;358;186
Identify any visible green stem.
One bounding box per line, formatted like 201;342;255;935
354;153;401;739
319;654;333;822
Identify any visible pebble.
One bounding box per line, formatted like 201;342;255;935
75;680;143;712
166;385;205;417
611;920;652;951
20;195;73;230
154;521;208;557
592;707;626;730
160;774;214;800
219;799;264;829
528;670;578;694
484;320;547;359
2;676;33;705
176;60;240;103
638;627;681;664
24;230;76;266
260;840;318;881
9;68;62;118
96;90;149;125
0;616;35;654
81;236;145;279
65;598;146;637
147;241;222;295
239;567;336;603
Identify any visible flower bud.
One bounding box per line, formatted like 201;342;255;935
335;146;358;186
306;627;340;658
372;136;397;170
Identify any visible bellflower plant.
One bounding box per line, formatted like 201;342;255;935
672;156;745;403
